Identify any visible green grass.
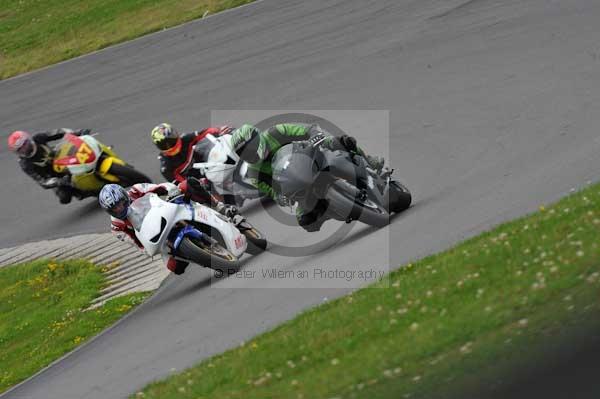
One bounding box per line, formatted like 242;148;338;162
135;183;600;399
0;0;254;79
0;259;149;393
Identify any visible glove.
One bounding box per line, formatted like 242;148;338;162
223;205;238;218
187;176;211;194
339;135;357;153
165;183;182;199
78;128;92;136
276;194;290;207
215;202;238;218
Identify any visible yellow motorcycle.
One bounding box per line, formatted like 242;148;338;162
52;133;151;195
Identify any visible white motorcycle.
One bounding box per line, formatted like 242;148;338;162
128;193;267;273
192;134;265;207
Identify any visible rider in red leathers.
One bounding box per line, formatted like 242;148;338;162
151;122;233;183
101;182;189;274
99;182;236;275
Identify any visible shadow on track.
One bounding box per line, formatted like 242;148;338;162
149;200;425;307
52;198;103;222
151;275;213;310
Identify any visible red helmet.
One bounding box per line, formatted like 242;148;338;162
7;131;36;158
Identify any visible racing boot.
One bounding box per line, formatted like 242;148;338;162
55;186;72;204
166;258;189;275
297;200;328;232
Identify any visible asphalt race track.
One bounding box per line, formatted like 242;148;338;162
2;0;600;397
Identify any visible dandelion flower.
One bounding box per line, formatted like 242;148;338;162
518;319;528;327
460;342;472;354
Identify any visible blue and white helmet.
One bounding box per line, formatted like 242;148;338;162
99;184;130;219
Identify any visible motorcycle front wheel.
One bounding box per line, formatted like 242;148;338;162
241;225;268;255
325;180;390;228
178;236;240;274
388;180;412;213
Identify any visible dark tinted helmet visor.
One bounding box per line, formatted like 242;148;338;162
108;199;129;219
155;136;178;151
17;140;35;157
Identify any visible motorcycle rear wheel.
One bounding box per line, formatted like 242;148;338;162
178;236;240;274
107;163;152;186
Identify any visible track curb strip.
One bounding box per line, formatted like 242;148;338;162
0;234;169;307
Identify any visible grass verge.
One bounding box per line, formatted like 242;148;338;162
136;182;600;398
0;259;149;393
0;0;254;79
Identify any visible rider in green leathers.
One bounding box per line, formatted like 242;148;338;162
230;123;384;231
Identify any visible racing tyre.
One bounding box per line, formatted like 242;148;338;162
388;181;411;213
108;163;153;186
178;236;240;274
242;227;268;255
325;181;390;228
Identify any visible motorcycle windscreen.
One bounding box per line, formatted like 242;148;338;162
128;196;153;232
271;143;317;197
53;133;97;167
206;137;233;164
205;164;237;192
